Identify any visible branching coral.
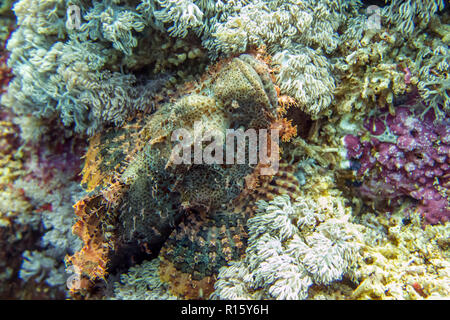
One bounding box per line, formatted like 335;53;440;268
1;0;448;301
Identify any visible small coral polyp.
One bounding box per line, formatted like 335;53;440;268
342;104;449;225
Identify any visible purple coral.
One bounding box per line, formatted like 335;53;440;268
343;106;449;225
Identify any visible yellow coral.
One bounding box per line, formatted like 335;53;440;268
352;208;450;299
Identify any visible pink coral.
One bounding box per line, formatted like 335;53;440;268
343;105;449;225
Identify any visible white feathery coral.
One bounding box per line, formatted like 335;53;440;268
207;0;360;57
413;38;449;117
79;1;146;55
382;0;445;36
213;194;361;300
273;46;336;117
153;0;204;38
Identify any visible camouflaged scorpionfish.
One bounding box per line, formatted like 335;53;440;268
66;54;280;298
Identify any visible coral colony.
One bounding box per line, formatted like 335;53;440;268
342;104;449;225
0;0;448;300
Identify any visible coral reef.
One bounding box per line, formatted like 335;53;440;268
0;0;448;301
0;10;71;297
12;134;85;296
207;0;361;56
3;0;447;136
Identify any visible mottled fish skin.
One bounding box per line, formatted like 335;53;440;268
67;53;280;289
